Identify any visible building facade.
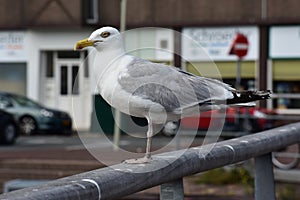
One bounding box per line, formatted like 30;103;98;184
1;0;300;131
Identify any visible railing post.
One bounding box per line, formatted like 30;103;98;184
160;178;184;200
254;153;276;200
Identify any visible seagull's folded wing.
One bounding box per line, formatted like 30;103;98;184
118;58;235;113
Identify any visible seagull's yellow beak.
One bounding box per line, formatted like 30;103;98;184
74;38;94;50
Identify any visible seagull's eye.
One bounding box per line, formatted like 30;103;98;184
100;31;110;38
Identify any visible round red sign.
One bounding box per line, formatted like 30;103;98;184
229;33;249;58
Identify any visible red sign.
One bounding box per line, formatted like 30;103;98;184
229;33;249;58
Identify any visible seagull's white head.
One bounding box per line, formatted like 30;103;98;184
74;26;124;52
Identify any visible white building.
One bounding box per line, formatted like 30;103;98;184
0;28;174;131
0;29;94;130
1;26;299;132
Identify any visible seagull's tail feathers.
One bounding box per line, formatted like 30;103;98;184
226;90;272;106
173;90;271;117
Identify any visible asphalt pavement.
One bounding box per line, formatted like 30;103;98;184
1;132;300;199
0;132;208;162
0;132;255;200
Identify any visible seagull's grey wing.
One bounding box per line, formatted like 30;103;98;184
179;70;235;103
118;58;235;113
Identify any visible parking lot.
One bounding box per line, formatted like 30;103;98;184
1;131;300;199
0;132;207;160
0;132;252;199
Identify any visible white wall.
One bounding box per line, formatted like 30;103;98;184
124;27;174;61
270;26;300;58
24;28;93;100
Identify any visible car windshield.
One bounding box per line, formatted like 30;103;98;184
10;94;42;108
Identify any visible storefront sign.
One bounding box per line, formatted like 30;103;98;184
182;27;259;61
0;32;27;62
270;26;300;58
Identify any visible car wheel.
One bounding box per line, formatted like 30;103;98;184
3;123;17;144
239;119;257;133
162;121;179;137
20;116;37;136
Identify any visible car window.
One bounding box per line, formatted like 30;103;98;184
10;94;41;108
0;95;13;108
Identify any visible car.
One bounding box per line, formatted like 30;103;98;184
0;92;73;135
0;109;19;144
162;107;277;137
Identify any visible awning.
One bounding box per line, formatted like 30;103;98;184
186;61;255;79
273;60;300;81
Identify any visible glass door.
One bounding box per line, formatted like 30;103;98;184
56;61;84;129
59;64;80;96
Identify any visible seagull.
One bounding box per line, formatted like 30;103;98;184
74;26;271;163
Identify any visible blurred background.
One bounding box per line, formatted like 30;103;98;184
0;0;299;133
0;0;300;199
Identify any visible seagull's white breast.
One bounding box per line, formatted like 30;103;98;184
97;55;146;116
96;55;166;121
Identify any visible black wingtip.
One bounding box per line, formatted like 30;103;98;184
227;90;272;105
254;90;272;99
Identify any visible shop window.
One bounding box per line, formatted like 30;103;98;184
46;51;54;77
272;60;300;110
72;65;79;95
273;81;300;109
84;51;89;78
0;63;27;95
223;79;255;90
160;39;168;49
60;66;68;95
57;51;80;59
83;0;99;24
45;50;88;86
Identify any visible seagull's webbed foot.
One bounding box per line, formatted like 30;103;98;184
123;155;152;164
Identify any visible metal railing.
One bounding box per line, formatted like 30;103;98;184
1;122;300;200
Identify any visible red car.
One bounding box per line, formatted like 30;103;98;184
163;107;276;136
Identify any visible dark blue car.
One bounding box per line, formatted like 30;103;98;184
0;109;19;144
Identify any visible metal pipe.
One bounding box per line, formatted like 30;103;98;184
235;58;242;90
160;179;184;200
255;153;275;200
113;0;127;151
1;122;300;200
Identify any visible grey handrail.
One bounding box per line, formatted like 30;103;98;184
1;122;300;200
